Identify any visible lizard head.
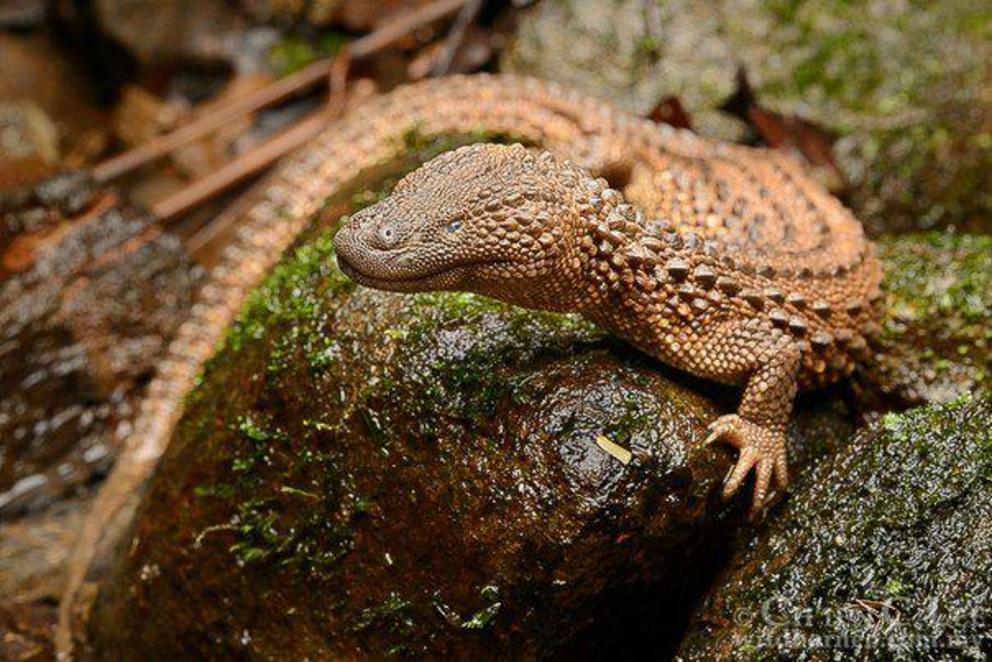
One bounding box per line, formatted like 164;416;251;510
334;143;586;309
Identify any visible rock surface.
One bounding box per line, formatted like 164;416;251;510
82;222;853;657
0;31;107;189
92;0;248;67
0;192;201;518
0;599;56;661
504;0;992;234
678;394;992;660
866;232;992;403
0;102;60;190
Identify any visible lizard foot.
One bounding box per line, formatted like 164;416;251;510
704;414;789;516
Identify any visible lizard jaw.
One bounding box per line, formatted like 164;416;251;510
334;252;442;292
335;247;512;293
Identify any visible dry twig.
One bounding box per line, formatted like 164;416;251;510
90;0;467;184
431;0;486;76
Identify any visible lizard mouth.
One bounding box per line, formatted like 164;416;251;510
333;225;515;291
335;246;510;292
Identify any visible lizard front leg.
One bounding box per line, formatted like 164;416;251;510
703;324;801;517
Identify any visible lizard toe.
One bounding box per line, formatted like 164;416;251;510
704;414;744;447
708;414;789;515
722;446;758;499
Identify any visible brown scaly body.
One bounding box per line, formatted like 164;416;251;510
59;74;881;653
335;140;883;511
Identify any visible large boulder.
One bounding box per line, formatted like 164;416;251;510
678;394;992;660
82;223;853;657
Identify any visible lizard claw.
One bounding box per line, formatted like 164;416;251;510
705;414;789;517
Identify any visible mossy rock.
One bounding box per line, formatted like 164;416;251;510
76;123;989;655
82;222;854;657
678;394;992;660
866;232;992;402
504;0;992;234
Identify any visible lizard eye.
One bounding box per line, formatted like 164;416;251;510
377;224;398;246
447;219;462;233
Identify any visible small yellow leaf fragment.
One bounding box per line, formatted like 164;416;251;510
595;435;632;465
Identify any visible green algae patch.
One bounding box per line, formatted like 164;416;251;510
868;231;992;401
679;394;992;661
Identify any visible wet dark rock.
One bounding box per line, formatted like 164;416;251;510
865;232;992;403
0;201;200;517
504;0;992;234
0;497;87;602
1;172;97;251
678;395;992;660
31;172;98;217
0;102;61;191
83;225;853;658
0;0;47;29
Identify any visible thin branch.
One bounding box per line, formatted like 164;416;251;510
91;0;467;184
431;0;486;76
91;61;331;183
183;79;378;258
151;112;328;222
349;0;465;59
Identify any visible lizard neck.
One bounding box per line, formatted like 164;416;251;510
473;168;706;318
567;176;698;315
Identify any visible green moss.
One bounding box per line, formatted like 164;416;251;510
681;395;992;660
461;603;501;629
268;32;349;77
875;231;992;394
222;230;352;358
360;290;602;432
884;578;906;597
886;232;992;325
734;0;992;231
604;395;655;442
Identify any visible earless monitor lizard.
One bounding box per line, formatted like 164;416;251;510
333;85;882;516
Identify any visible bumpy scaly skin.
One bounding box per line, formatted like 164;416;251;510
334;145;883;513
60;75;881;652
